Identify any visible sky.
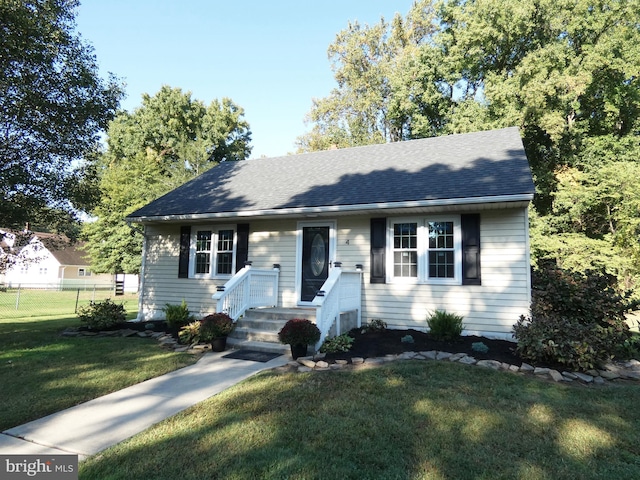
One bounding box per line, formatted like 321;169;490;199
75;1;416;159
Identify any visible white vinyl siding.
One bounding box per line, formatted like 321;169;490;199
138;207;531;339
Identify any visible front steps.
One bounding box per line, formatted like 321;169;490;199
227;307;317;354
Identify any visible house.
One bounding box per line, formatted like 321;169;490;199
0;230;138;292
126;127;535;347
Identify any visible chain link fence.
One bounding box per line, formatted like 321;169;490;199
0;284;139;319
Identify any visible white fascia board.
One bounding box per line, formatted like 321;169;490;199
126;194;534;224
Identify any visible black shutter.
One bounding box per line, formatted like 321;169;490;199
461;214;481;285
236;223;250;272
370;218;386;284
178;226;191;278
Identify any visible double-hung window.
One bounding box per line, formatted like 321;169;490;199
388;216;461;284
191;227;236;278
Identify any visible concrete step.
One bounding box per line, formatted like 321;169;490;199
227;307;320;354
235;318;287;332
226;337;290;355
230;327;280;343
242;307;316;322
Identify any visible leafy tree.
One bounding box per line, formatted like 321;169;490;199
83;86;252;274
300;0;640;293
0;0;124;231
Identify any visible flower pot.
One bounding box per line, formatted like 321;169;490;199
290;343;308;359
210;336;228;352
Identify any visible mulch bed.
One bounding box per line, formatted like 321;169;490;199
322;328;531;367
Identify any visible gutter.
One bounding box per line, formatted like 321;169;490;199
126;193;534;224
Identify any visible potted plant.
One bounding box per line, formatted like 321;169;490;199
199;313;235;351
278;318;321;359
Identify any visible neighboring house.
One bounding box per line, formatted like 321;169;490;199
0;230;138;291
127;127;535;342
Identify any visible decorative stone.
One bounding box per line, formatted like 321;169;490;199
365;357;385;365
534;367;550;376
562;371;578;380
574;372;594;383
81;331;98;336
509;365;520;372
351;357;364;364
599;370;620;380
61;331;80;337
330;364;343;370
287;361;299;367
548;370;564;382
120;329;138;337
449;353;466;362
297;366;312;373
314;353;326;360
316;360;329;369
586;369;600;377
458;356;477;365
422;351;438;360
624;359;640;369
594;376;605;385
299;359;316;369
477;360;502;370
622;370;640;380
136;332;149;337
335;360;348;365
399;352;417;360
436;351;452;360
520;363;534;372
191;344;210;351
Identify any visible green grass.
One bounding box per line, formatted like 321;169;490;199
0;313;200;431
80;361;640;480
0;289;139;319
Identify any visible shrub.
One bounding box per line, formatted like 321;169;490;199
362;318;387;333
199;313;234;342
178;321;201;345
162;300;192;329
427;309;464;341
320;333;354;353
472;342;489;354
513;261;635;370
78;298;126;330
401;334;414;344
278;318;320;346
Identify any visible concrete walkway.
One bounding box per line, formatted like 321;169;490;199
0;351;289;461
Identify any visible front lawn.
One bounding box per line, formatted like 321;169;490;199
0;314;200;431
80;361;640;480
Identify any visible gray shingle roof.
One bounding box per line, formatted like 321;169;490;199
128;127;534;221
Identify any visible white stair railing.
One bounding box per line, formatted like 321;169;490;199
312;263;363;349
212;263;280;321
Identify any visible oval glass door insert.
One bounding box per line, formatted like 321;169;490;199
310;233;326;276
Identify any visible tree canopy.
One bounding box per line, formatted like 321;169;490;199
83;86;252;274
0;0;124;232
299;0;640;291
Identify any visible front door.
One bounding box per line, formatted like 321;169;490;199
300;226;330;302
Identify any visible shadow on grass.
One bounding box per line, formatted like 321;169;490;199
80;361;640;480
0;317;196;431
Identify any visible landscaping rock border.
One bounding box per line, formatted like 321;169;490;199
63;327;640;385
280;350;640;386
61;327;207;354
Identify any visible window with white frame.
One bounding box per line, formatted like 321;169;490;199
389;216;461;284
190;227;236;278
78;268;91;277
